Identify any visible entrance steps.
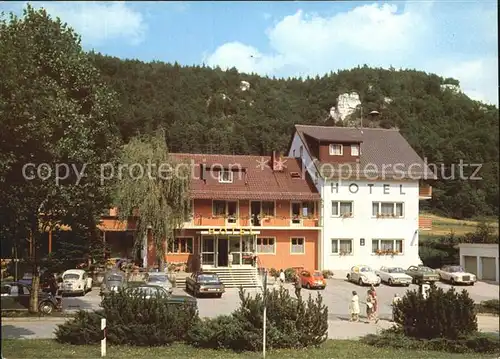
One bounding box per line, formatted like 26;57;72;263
204;266;262;288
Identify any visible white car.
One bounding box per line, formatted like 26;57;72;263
60;269;92;296
375;266;412;286
347;265;381;286
145;272;173;294
436;265;476;285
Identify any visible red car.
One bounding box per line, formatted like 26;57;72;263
300;270;326;289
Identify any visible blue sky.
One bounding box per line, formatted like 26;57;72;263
1;1;498;105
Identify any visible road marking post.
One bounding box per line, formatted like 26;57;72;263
101;318;106;357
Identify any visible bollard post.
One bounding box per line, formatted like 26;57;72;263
101;318;106;357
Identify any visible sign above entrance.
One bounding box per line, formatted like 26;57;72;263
198;228;260;235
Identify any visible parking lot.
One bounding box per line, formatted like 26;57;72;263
33;277;500;318
2;278;498;340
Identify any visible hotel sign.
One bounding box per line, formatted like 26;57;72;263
206;228;255;235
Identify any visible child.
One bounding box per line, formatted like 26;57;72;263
349;290;360;322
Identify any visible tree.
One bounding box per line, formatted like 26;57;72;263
113;129;191;269
0;6;120;312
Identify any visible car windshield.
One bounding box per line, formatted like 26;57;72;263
107;275;123;281
313;272;323;277
448;266;464;272
147;275;168;282
360;266;372;272
198;274;219;283
420;267;433;272
63;274;80;280
388;267;404;273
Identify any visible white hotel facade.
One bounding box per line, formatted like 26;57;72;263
288;125;434;271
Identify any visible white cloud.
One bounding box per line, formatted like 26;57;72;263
205;1;498;105
439;57;498;105
29;1;147;46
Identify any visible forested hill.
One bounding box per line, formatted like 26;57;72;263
89;53;499;220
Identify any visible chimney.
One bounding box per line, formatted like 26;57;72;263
271;151;277;171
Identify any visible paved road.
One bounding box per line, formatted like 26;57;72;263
2;278;498;340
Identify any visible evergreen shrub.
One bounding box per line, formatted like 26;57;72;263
284;268;297;282
187;287;328;351
362;328;500;354
393;283;477;340
55;289;199;346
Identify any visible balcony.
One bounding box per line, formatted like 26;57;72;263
188;215;320;228
419;216;432;231
419;185;432;200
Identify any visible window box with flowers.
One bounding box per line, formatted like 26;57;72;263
342;212;353;218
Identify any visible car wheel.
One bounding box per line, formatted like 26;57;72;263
346;274;350;282
306;283;310;289
469;282;475;286
450;278;455;285
388;278;393;286
358;278;363;286
216;293;222;298
405;284;410;287
39;301;54;315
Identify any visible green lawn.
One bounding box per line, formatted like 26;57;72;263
1;339;494;359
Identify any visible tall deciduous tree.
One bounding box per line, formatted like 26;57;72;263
0;6;120;312
113;129;191;269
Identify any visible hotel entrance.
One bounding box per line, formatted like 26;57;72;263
198;230;259;268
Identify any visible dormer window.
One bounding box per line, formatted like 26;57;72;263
329;144;343;156
351;144;360;156
218;169;233;183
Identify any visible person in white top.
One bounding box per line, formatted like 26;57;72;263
349;290;360;322
392;293;402;322
279;269;286;286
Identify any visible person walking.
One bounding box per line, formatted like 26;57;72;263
279;269;286;286
365;289;374;322
294;273;302;298
349;290;360;322
369;286;379;323
392;293;402;322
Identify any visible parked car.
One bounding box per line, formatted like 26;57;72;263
124;285;197;305
0;282;62;315
18;269;55;292
405;265;440;284
436;265;476;285
60;269;92;296
100;268;127;296
347;265;381;286
185;272;225;298
375;266;412;286
299;270;326;289
145;272;173;294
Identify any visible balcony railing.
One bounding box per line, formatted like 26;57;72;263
419;216;432;231
188;214;320;228
419;185;432;199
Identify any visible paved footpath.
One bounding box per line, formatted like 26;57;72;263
2;315;498;340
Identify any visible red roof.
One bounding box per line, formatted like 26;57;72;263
170;153;320;201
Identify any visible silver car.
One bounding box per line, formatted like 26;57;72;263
145;272;173;294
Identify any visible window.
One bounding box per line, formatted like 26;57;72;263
331;201;353;217
212;200;238;222
299;146;303;157
371;239;403;254
213;200;226;216
168;237;193;254
290;237;305;254
293;149;296;157
329;144;343;155
291;202;316;223
218;169;233;183
351;144;359;156
256;237;275;254
331;239;353;255
261;201;275;216
372;202;404;218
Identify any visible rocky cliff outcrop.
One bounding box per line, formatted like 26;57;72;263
329;92;361;124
